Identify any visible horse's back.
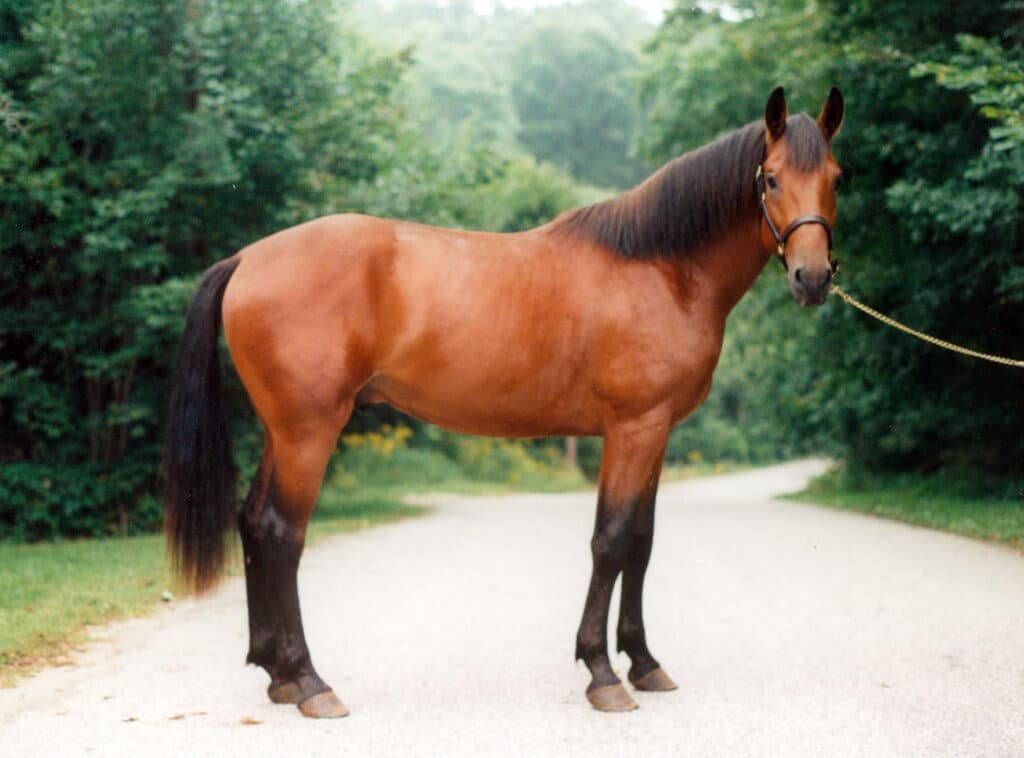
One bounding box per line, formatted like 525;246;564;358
220;211;714;438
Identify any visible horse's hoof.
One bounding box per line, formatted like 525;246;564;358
298;690;350;719
586;683;638;712
267;681;303;704
630;667;678;692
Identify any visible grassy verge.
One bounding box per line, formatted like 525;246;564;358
789;467;1024;550
0;488;422;687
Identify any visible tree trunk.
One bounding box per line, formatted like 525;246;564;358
565;436;578;469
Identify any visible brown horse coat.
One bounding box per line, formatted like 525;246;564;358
164;86;845;717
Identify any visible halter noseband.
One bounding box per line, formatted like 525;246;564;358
755;164;838;274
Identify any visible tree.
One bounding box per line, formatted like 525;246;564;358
636;1;830;161
635;1;834;464
509;4;651;189
354;0;654;190
807;0;1023;476
638;0;1024;483
0;0;409;538
0;0;598;539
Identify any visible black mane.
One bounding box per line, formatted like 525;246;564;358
552;114;827;259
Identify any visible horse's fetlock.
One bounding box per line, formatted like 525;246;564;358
617;618;645;649
246;636;276;671
576;626;606;662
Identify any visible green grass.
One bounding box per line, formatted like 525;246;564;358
0;533;169;685
789;467;1024;549
0;487;422;687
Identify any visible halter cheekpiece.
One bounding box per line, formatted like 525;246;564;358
755;164;838;274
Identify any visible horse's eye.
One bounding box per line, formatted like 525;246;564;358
766;174;778;191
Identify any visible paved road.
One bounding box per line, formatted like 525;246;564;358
2;461;1023;757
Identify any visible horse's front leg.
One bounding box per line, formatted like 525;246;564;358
575;415;670;712
615;456;677;693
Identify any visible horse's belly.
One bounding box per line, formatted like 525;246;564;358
359;374;602;438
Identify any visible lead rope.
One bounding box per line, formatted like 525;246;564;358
830;284;1024;368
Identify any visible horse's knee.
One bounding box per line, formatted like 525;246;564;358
591;513;634;565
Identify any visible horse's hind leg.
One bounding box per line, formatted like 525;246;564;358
576;414;670;712
238;439;320;705
245;411;351;718
238;444;276;679
615;456;677;693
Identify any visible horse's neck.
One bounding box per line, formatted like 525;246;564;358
684;221;774;318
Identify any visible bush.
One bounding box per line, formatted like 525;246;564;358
336;424;577;491
0;462;161;541
576;437;603;482
666;414;751;465
336;426;463;490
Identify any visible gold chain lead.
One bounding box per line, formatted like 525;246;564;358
830;285;1024;368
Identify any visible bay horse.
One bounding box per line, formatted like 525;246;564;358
164;86;845;717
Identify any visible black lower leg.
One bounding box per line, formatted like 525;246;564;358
616;530;661;681
576;507;633;691
259;494;330;702
239;463;275;671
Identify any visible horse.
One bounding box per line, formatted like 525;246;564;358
163;86;845;718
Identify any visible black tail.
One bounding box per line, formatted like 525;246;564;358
163;256;241;593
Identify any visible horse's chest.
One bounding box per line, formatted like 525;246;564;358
592;321;722;422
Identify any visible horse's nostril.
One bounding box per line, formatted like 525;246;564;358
823;268;833;286
794;267;804;285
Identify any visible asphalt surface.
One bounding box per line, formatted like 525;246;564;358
2;460;1023;757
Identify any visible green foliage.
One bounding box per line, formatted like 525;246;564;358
350;0;522;152
667;413;750;464
793;466;1024;548
336;426;463;489
806;0;1023;475
914;33;1024;149
14;0;1023;538
474;155;580;232
0;463;161;541
635;2;836;466
334;424;580;493
637;1;829;161
1;0;599;540
638;0;1024;487
507;3;651;188
576;437;603;482
353;0;652;190
0;0;438;539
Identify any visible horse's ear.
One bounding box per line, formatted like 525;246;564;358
765;86;787;143
817;86;844;143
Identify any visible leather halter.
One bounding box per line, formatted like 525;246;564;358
756;164;838;274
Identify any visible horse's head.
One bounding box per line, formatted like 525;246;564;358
759;86;844;306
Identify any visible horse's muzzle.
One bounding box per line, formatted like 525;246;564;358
789;265;832;306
